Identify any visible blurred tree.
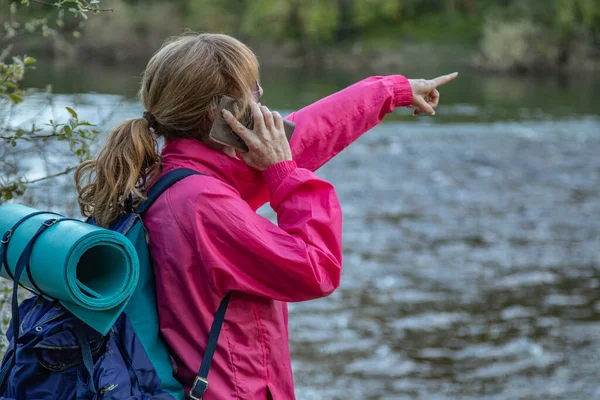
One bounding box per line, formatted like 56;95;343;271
134;0;598;71
478;0;600;72
184;0;247;36
350;0;403;27
444;0;456;12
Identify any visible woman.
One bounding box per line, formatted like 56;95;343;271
75;33;457;399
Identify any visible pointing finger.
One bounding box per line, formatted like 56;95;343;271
432;72;458;88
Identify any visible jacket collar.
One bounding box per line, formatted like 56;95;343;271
160;137;269;209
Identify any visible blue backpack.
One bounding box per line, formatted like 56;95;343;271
0;168;231;400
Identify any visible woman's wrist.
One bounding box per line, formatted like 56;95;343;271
262;160;298;193
389;75;413;107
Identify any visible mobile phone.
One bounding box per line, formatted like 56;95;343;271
209;96;295;153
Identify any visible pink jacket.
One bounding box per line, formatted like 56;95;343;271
144;75;413;399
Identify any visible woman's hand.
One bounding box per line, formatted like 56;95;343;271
222;102;293;171
408;72;458;116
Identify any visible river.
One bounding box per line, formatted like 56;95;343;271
1;61;600;399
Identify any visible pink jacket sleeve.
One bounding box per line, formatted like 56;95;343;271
286;75;413;172
180;161;343;302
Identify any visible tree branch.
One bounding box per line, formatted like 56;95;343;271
25;165;76;184
0;133;61;141
29;0;114;12
28;0;58;6
0;166;77;200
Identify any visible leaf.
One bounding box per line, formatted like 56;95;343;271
23;57;36;65
8;93;23;104
66;107;78;119
64;126;72;136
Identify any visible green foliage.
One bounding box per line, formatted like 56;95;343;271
352;0;403;27
0;0;104;204
28;0;594;72
185;0;247;36
478;0;600;72
479;19;548;71
297;0;339;43
180;0;599;63
241;0;294;42
0;106;98;202
0;55;35;104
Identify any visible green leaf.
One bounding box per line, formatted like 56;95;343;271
64;126;72;136
23;57;36;65
8;93;23;104
65;107;78;119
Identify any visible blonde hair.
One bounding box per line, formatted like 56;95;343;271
75;33;259;227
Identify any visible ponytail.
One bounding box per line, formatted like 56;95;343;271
75;33;260;227
75;118;161;228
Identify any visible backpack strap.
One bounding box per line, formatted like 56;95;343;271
136;168;205;215
75;326;97;395
190;292;232;400
0;217;71;390
135;168;232;399
0;211;60;282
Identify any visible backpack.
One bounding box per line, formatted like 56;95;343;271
0;168;231;400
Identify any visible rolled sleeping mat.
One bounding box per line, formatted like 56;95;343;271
0;204;139;335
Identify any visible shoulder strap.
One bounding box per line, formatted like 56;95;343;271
0;216;71;390
136;168;204;215
190;292;232;400
134;168;231;399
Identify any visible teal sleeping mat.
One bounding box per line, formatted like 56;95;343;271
0;203;139;335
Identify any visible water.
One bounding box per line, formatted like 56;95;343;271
2;61;600;399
